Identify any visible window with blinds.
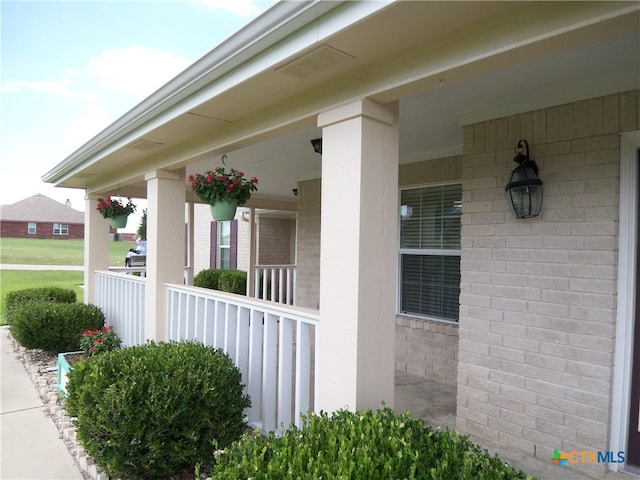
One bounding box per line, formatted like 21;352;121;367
399;183;462;321
217;221;231;269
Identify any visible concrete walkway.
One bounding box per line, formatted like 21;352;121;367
0;327;83;480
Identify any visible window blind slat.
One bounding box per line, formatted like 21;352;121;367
399;183;461;321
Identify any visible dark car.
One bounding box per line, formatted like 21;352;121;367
124;241;147;267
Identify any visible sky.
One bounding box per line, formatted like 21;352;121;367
1;0;276;231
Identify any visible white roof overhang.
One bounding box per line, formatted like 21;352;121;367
42;1;640;203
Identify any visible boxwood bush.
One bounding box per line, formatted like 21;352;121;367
5;287;76;324
194;268;222;290
210;407;536;480
65;341;251;480
218;269;246;295
194;269;246;295
11;302;104;353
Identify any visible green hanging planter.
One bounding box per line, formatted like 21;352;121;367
210;199;238;221
109;215;128;229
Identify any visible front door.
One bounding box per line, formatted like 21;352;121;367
627;149;640;469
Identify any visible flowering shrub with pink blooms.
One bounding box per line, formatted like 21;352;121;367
189;167;258;205
95;197;136;219
80;325;122;356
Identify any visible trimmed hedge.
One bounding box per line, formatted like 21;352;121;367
193;268;222;290
5;287;76;324
194;269;246;295
65;341;251;480
11;302;104;353
218;269;246;295
210;408;536;480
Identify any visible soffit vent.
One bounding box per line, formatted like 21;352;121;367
276;45;355;79
127;139;164;151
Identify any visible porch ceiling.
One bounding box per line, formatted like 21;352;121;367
43;1;640;203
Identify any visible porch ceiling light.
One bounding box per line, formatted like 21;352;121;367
505;139;543;219
310;138;322;155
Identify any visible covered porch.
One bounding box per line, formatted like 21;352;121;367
43;2;640;477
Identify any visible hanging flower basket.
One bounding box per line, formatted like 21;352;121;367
109;215;128;229
189;167;258;221
96;197;136;229
209;199;239;221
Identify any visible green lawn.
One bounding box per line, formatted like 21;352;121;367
0;238;139;324
0;237;135;266
0;270;85;324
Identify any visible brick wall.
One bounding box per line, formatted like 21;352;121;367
396;155;462;385
295;178;321;309
457;90;639;477
192;204;212;275
0;221;84;239
236;212;250;272
257;216;295;265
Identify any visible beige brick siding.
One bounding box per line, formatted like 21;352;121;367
396;316;459;385
193;203;212;275
257;216;295;265
295;178;321;309
457;89;639;477
396;155;462;386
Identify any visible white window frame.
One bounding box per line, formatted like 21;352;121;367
611;130;640;471
397;181;462;323
216;220;231;269
27;222;36;235
53;223;68;236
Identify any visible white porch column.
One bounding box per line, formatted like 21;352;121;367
145;169;186;341
317;98;399;412
84;193;111;304
247;207;256;297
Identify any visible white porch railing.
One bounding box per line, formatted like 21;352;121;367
166;283;318;433
95;270;146;347
253;265;296;305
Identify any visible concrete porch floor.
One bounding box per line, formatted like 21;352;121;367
394;371;632;480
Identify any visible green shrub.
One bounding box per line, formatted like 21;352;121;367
194;269;246;294
218;269;246;295
65;341;251;480
194;268;222;290
11;302;104;353
210;407;536;480
5;287;76;324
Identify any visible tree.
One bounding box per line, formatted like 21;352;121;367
137;209;147;240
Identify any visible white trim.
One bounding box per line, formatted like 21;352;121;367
611;130;640;472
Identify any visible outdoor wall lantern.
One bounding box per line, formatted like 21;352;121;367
310;138;323;155
505;139;543;219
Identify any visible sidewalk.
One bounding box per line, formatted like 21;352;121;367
0;327;83;480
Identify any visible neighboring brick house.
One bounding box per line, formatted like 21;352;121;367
0;194;84;239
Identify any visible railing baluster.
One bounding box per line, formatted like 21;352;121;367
278;317;293;431
262;313;278;433
95;271;146;347
236;307;250;394
295;322;311;427
248;309;263;423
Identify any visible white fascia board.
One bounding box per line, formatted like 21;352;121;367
43;0;394;185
